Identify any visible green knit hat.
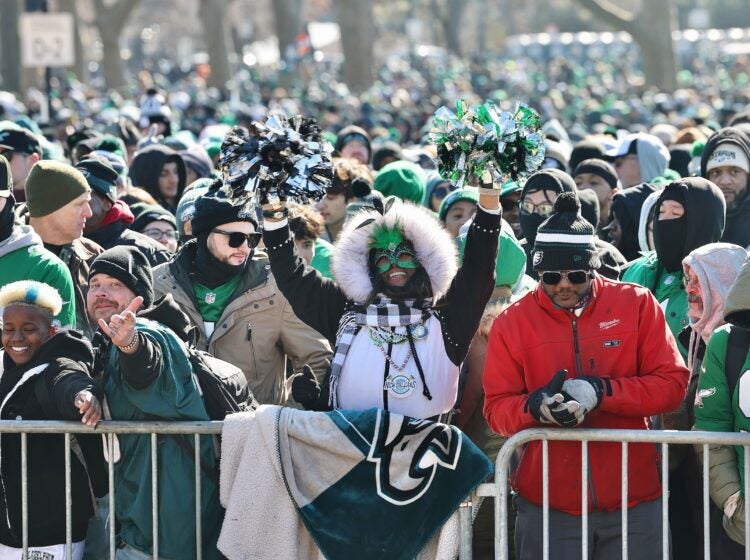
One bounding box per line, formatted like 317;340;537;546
25;161;90;217
438;188;480;222
374;161;426;205
457;225;527;288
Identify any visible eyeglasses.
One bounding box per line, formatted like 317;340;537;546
433;183;458;201
212;228;262;249
374;249;419;274
541;270;590;285
519;200;554;217
142;228;178;242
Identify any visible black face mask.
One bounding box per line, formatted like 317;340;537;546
0;194;16;243
194;234;249;289
654;216;687;272
519;212;548;246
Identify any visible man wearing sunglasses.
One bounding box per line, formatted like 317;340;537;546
484;192;688;559
153;189;332;406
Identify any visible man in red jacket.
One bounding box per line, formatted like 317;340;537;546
484;192;688;559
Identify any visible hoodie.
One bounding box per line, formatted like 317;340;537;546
128;144;186;214
0;226;76;328
622;178;727;359
700;127;750;248
610;183;660;261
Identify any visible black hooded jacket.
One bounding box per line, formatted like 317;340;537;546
700;127;750;248
128;144;186;214
0;330;103;547
653;177;726;268
609;182;660;262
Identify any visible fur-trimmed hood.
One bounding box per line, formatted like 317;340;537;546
332;198;458;302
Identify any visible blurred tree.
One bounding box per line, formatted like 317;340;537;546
333;0;375;92
575;0;678;91
57;0;87;83
272;0;303;66
92;0;140;90
198;0;233;89
432;0;464;56
0;0;22;93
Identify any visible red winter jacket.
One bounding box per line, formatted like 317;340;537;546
483;275;688;514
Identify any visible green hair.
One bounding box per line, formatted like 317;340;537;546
368;222;405;251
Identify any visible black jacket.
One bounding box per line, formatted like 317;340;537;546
0;330;102;547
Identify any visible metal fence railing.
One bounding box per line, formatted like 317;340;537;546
474;428;750;560
5;422;747;560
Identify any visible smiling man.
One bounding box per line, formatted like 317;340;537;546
483;192;689;559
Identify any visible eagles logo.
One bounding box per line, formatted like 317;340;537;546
533;251;543;267
366;410;461;505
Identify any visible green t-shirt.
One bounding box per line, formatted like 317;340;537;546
194;274;242;322
311;238;334;280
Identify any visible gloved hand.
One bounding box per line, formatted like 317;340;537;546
291;365;321;408
528;370;586;427
561;376;604;413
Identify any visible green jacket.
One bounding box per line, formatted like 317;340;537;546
0;226;75;328
104;319;222;559
622;251;689;360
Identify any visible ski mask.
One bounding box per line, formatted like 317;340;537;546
653;190;687;272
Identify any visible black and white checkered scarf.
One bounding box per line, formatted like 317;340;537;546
328;296;432;408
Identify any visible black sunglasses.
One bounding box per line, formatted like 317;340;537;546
213;228;262;249
541;270;590;285
433;183;458;200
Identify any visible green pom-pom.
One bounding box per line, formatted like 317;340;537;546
429;100;545;188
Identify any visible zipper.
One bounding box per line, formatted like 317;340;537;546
571;318;598;510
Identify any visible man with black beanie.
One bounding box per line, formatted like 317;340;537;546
86;245;224;559
0;154;76;328
519;168;625;280
573;158;620;228
152;188;332;405
485;192;688;560
622;177;726;360
76;156;170;266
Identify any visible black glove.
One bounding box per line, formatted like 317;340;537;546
527;370;585;428
562;376;604;413
291;365;321;408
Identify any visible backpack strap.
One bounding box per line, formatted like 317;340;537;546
725;325;750;395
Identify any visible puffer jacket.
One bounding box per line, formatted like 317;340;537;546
152;242;332;405
483;275;688;514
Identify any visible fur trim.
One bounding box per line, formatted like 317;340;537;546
333;199;458;302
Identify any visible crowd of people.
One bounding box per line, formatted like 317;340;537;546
1;39;750;559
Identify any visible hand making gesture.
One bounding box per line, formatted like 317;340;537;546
98;296;144;354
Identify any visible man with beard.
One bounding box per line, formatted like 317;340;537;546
152;187;332;405
701;127;750;248
484;192;688;559
260;187;500;420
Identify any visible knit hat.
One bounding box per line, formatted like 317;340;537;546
706;142;750;173
175;179;212;237
532;192;600;272
374;160;426;204
0;123;42;156
25;161;91;218
0;154;10;197
569;139;606;173
521;168;577;198
180;146;214;179
573;158;619;189
335;125;371;161
89;246;154;308
191;192;258;236
372;141;403;171
75;157;118;203
438;188;480;222
576;188;601;230
131;203;177;233
91;149;127;177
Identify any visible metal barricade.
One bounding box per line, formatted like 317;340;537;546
0;419;221;560
473;428;750;560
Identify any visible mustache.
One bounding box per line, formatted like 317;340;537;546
687;294;702;304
